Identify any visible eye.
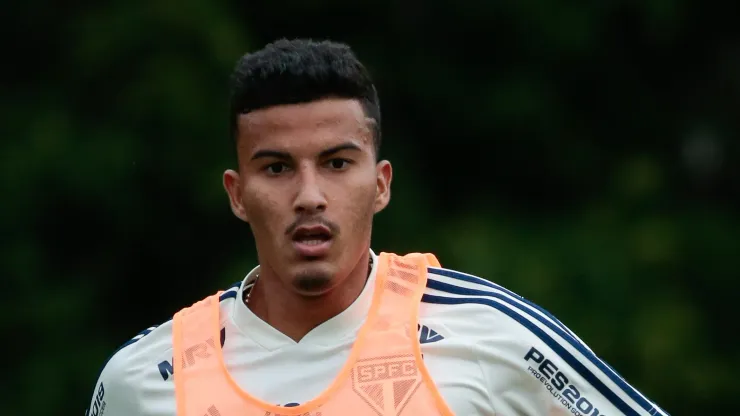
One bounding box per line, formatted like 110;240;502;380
327;158;351;170
265;162;289;175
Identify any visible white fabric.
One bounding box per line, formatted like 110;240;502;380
85;250;668;416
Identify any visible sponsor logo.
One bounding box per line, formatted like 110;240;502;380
524;347;607;416
351;354;421;416
89;383;106;416
418;324;444;344
158;328;226;381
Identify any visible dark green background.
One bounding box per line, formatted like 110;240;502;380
4;1;738;414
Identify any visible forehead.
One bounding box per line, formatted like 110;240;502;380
236;98;373;154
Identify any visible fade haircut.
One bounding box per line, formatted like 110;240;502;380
229;38;382;159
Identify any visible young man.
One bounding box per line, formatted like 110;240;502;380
86;39;669;416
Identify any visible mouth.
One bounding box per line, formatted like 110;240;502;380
291;224;334;257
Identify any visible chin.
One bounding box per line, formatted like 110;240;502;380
291;265;337;295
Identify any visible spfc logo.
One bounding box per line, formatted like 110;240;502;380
351;355;422;416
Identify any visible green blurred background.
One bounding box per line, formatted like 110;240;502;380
4;1;739;414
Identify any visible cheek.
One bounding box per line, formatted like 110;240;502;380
337;178;377;228
243;186;285;233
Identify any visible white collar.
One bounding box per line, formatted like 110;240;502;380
229;249;378;350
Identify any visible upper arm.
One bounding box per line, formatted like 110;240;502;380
85;349;143;416
425;266;669;415
476;308;670;416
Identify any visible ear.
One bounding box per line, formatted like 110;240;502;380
374;160;392;214
223;169;249;222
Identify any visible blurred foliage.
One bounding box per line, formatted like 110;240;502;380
3;1;739;414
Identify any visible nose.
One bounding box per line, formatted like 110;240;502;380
293;167;327;214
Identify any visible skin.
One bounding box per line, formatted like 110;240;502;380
223;98;392;342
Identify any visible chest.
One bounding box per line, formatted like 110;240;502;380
139;330;492;415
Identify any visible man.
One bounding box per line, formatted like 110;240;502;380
86;39;669;416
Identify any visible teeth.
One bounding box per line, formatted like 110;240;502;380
299;239;325;245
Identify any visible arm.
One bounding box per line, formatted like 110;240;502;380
476;314;670;416
423;267;669;415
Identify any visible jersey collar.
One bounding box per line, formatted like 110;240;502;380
229;250;378;350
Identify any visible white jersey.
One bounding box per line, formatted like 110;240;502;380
86;250;668;416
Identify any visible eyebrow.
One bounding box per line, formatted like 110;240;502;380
319;142;362;158
250;149;291;161
250;142;362;161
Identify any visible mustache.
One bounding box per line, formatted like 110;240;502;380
285;217;340;236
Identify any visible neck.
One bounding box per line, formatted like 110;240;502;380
246;251;372;342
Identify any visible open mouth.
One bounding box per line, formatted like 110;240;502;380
291;224;334;256
292;226;332;243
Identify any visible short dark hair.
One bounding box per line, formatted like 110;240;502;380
229;38;382;158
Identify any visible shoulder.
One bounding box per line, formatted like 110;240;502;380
421;265;584;345
420;266;669;416
97;282;242;377
420;264;590;373
85;282;242;416
421;264;600;378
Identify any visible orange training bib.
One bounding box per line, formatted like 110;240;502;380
172;252;454;416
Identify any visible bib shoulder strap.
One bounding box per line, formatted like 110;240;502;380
172;292;224;416
172;292;223;370
376;252;440;319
